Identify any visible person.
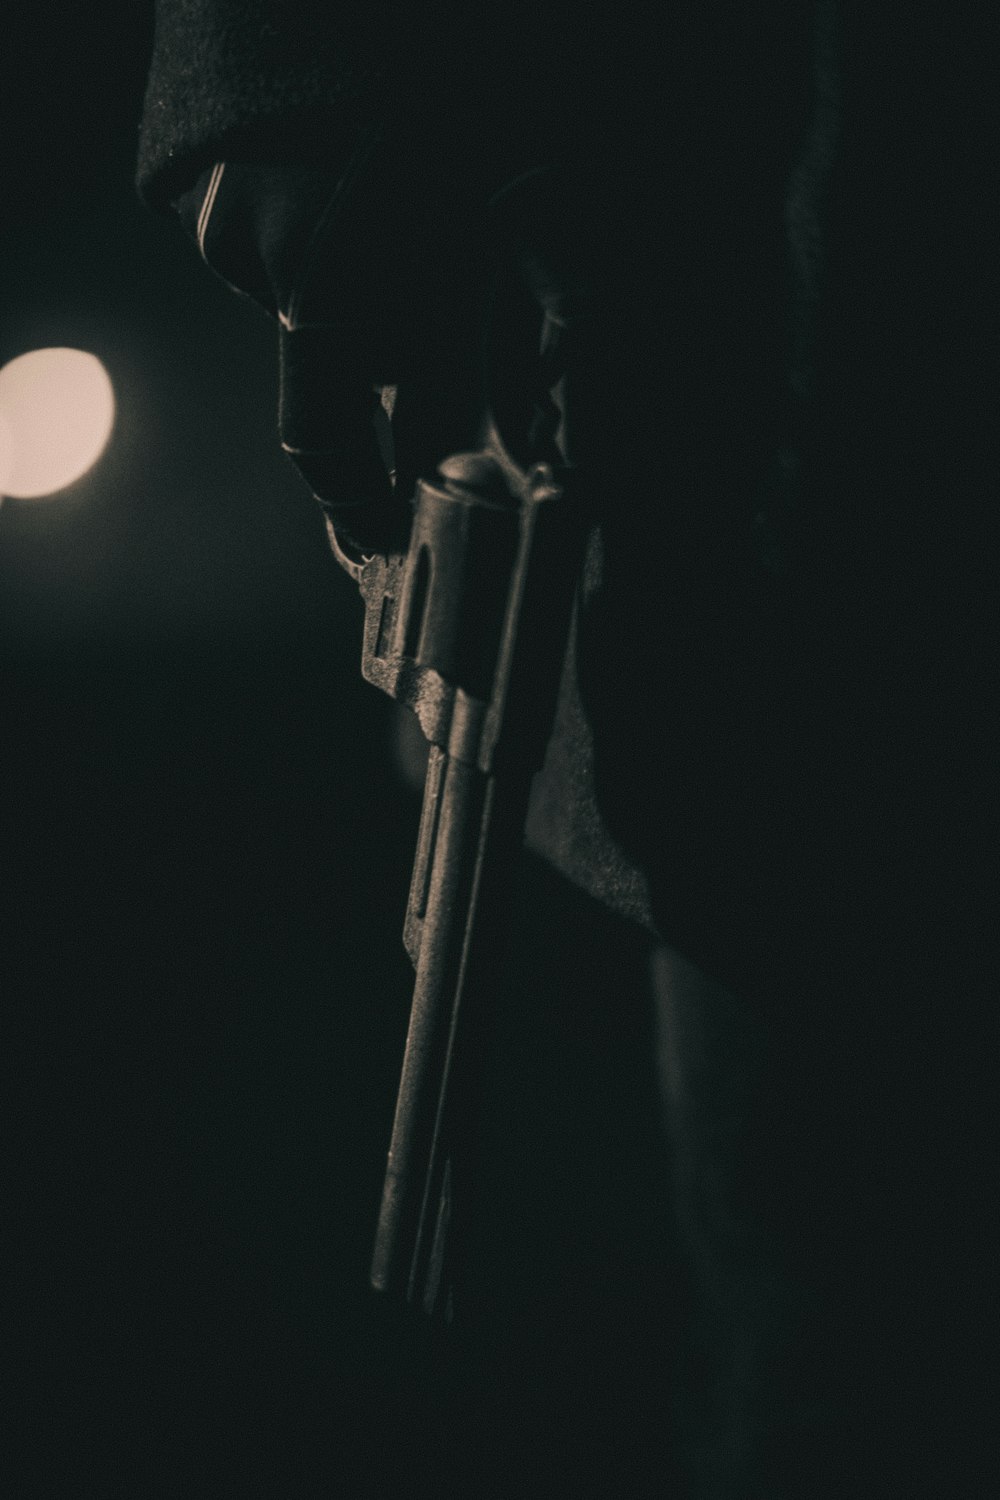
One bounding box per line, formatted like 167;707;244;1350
137;3;994;1493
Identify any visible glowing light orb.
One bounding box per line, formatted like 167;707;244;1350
0;347;115;498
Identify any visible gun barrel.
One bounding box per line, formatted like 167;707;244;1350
370;747;490;1305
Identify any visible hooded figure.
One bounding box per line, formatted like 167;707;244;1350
138;4;995;1493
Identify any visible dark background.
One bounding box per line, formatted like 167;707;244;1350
2;8;678;1492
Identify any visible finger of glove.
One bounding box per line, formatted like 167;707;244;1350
278;324;407;555
173;159;407;552
173;161;341;317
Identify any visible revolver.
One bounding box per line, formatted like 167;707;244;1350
331;399;585;1318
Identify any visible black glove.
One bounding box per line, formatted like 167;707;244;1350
173;122;506;556
173;114;625;555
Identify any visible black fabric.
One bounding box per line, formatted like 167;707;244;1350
136;0;648;210
137;0;396;206
137;3;820;211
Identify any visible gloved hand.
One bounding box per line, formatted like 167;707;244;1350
172;115;622;558
173;123;503;557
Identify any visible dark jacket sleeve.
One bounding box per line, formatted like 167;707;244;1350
135;0;604;211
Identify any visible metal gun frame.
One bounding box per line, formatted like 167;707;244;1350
351;445;584;1317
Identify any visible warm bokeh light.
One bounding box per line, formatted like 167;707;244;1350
0;412;12;495
0;347;115;498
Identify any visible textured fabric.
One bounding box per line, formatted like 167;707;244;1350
137;0;654;208
137;0;399;205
